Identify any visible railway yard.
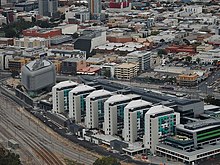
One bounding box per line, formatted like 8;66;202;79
0;94;98;165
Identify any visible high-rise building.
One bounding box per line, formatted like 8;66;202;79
123;100;152;143
144;105;180;153
88;0;101;19
104;94;140;136
52;81;78;114
38;0;58;17
85;89;112;129
69;84;95;123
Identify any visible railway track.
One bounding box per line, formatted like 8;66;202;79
0;94;97;164
0;106;64;165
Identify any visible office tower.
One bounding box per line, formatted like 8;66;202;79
144;105;180;153
123;100;152;143
52;81;78;114
69;84;95;123
38;0;58;17
88;0;101;19
85;89;112;129
104;94;140;136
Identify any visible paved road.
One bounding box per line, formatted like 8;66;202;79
0;94;97;165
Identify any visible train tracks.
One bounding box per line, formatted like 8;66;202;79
0;105;64;165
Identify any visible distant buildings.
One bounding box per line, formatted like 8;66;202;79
21;59;56;93
74;29;106;56
14;37;50;48
61;58;86;76
88;0;101;20
127;51;151;72
38;0;58;17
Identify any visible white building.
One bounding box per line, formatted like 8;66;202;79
127;51;151;72
85;89;112;129
192;49;220;64
183;6;202;15
52;81;78;114
144;105;180;153
104;94;140;135
69;84;95;123
123;100;152;143
14;37;50;48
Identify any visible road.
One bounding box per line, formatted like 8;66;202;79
0;94;97;165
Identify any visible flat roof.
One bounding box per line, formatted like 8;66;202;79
116;63;137;68
157;142;220;158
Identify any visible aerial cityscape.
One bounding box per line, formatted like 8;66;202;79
0;0;220;164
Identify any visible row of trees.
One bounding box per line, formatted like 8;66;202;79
1;13;66;38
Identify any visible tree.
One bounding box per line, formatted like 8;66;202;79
60;13;66;20
196;58;201;64
185;56;192;62
93;157;121;165
212;60;218;66
157;49;167;56
0;147;21;165
4;28;16;38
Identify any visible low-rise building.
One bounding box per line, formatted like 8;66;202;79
115;63;138;80
177;73;199;86
61;58;86;75
156;118;220;164
14;37;50;48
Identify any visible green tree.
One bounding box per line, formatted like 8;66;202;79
4;28;16;38
93;157;121;165
157;49;167;56
196;58;201;64
0;148;21;165
185;56;192;62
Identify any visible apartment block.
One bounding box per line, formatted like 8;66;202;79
85;89;112;129
69;85;95;123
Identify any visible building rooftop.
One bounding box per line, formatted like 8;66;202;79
127;51;151;57
116;63;137;69
26;59;51;71
183;118;220;130
70;84;95;94
87;89;111;98
146;105;173;115
63;57;84;62
125;99;152;110
106;94;131;104
53;81;78;89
